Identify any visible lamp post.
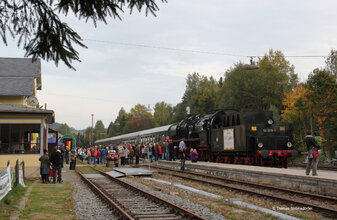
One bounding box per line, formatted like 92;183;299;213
91;114;94;147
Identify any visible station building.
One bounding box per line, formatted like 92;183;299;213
0;58;55;178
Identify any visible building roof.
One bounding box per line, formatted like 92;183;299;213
0;104;55;123
0;58;41;77
0;58;42;94
0;77;34;96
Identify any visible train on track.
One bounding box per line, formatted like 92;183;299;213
96;109;298;167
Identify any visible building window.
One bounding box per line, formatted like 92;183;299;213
0;124;40;154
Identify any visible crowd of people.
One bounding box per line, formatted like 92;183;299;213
38;138;200;183
39;130;323;183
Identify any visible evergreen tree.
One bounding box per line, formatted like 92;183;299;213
0;0;166;69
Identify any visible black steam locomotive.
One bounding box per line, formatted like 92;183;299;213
96;109;298;167
169;109;298;167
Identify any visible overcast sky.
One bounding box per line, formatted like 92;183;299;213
1;0;336;130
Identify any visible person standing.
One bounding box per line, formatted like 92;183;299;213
162;140;168;160
135;144;140;164
121;146;126;166
50;147;63;183
65;146;69;164
86;148;91;164
39;149;50;183
168;140;174;161
179;141;188;171
305;130;320;176
154;143;159;161
129;146;135;164
69;148;77;170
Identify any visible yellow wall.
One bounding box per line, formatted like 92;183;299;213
0;154;40;167
0;96;24;105
0;155;41;178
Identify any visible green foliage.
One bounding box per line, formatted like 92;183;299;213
182;73;220;115
218;63;264;110
58;123;71;135
218;50;298;111
172;102;188;123
325;49;337;77
281;85;311;150
0;182;29;217
75;132;86;148
94;120;106;140
114;107;128;134
130;104;152;119
305;69;337;156
107;122;119;137
84;126;94;147
0;0;166;69
268;104;280;123
153;101;173;126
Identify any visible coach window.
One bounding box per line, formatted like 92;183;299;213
237;115;240;125
226;116;230;126
232;115;236;126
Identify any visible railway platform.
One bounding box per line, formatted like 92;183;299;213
157;160;337;197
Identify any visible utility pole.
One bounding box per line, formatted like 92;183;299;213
91;114;94;147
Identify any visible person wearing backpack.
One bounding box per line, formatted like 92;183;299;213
305;130;320;176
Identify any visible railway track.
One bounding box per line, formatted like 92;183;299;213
149;165;337;218
77;167;207;220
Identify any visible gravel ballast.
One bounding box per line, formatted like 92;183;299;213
63;166;226;220
63;168;118;220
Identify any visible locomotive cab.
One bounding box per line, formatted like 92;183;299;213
206;110;297;167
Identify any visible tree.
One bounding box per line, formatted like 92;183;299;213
326;49;337;77
114;107;128;134
84;126;94;147
305;69;337;156
94;120;106;141
75;132;86;148
107;121;119;137
131;118;154;131
172;102;188;123
58;123;71;135
129;104;153;131
218;63;265;110
218;50;298;111
153;101;173;126
182;73;220;115
281;85;311;150
0;0;165;69
130;104;152;119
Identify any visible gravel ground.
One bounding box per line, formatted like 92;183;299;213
63;165;226;220
122;177;227;220
62;168;118;220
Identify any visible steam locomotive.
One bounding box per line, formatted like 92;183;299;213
96;109;298;167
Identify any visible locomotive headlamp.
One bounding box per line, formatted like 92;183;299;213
258;142;263;148
251;126;257;131
287;142;292;148
267;119;274;125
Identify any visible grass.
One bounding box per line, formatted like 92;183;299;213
76;164;114;174
19;182;77;220
0;181;31;220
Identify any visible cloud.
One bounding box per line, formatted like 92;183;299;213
2;0;337;129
